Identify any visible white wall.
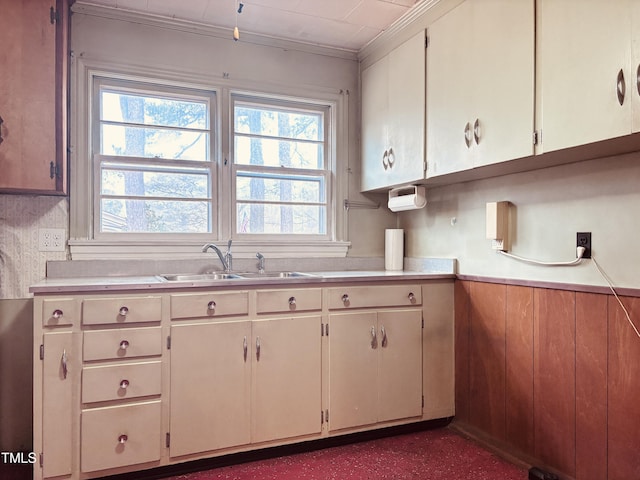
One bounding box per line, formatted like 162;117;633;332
401;151;640;289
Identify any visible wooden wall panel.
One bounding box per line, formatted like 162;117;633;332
505;285;534;455
454;280;471;423
608;296;640;480
468;282;506;440
534;288;576;477
575;292;608;480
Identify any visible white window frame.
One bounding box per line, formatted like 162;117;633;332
230;93;333;242
92;77;218;241
69;61;350;260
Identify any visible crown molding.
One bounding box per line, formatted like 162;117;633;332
71;2;359;61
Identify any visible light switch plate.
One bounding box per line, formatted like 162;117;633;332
38;228;66;252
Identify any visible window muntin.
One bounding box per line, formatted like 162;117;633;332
95;79;215;235
232;98;330;237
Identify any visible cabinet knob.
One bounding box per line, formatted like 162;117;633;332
61;349;68;380
382;150;389;170
288;296;296;307
52;309;63;319
387;147;395;167
380;325;388;348
408;292;416;303
119;379;130;389
464;122;472;148
370;326;377;349
207;300;217;312
118;434;128;444
341;294;350;305
119;340;130;350
636;63;640;97
617;68;626;106
118;306;129;317
473;118;481;145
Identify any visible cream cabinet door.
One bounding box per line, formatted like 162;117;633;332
41;332;79;478
538;0;632;152
328;312;379;431
426;0;474;177
361;31;426;191
328;309;422;431
251;316;322;443
377;310;423;423
169;321;251;457
427;0;534;176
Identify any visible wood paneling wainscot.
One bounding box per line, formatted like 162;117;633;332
455;279;640;480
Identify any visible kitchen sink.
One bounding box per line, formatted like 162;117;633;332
238;271;318;278
160;273;244;281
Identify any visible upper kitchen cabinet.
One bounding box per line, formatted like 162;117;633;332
426;0;534;177
0;0;68;194
361;30;426;192
537;0;640;152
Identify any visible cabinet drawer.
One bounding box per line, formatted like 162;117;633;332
82;361;161;403
83;327;162;361
81;401;161;473
83;296;162;325
170;291;249;319
42;298;80;327
327;285;422;310
256;288;322;314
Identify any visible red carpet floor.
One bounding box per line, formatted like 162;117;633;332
164;427;527;480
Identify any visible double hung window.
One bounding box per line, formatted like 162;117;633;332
95;79;215;236
91;78;333;244
232;96;330;238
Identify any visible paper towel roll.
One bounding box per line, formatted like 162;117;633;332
385;229;404;271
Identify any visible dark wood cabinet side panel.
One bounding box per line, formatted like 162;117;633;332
533;288;576;477
575;292;608;480
454;280;471;423
505;285;534;456
608;295;640;480
468;281;506;441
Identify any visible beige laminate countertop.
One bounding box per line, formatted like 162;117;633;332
29;270;455;294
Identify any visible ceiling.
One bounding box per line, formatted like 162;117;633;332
76;0;425;52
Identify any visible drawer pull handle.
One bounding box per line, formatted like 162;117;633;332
207;300;217;312
341;294;350;305
256;336;261;361
381;325;388;348
370;326;377;349
52;309;63;319
288;296;296;306
119;340;130;350
118;306;129;317
61;349;68;379
408;292;416;303
119;379;130;389
118;434;128;444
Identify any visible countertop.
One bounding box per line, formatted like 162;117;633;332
29;270;455;294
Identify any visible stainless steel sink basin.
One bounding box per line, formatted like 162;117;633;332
238;271;317;278
160;273;244;281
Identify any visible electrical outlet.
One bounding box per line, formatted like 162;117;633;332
39;228;66;252
576;232;591;258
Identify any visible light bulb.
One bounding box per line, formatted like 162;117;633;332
233;26;240;41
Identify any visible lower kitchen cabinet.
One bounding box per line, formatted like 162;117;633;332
170;321;252;457
33;280;453;479
170;315;322;457
328;309;423;431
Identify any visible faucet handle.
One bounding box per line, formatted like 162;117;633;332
256;252;265;274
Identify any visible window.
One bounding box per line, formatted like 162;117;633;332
232;96;331;238
95;78;216;236
76;72;345;258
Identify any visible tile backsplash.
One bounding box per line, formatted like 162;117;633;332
0;195;68;299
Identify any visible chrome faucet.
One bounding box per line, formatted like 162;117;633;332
202;240;233;272
256;252;265;274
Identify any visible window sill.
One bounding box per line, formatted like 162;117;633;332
69;240;351;260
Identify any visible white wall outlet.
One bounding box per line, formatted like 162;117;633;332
38;228;66;252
